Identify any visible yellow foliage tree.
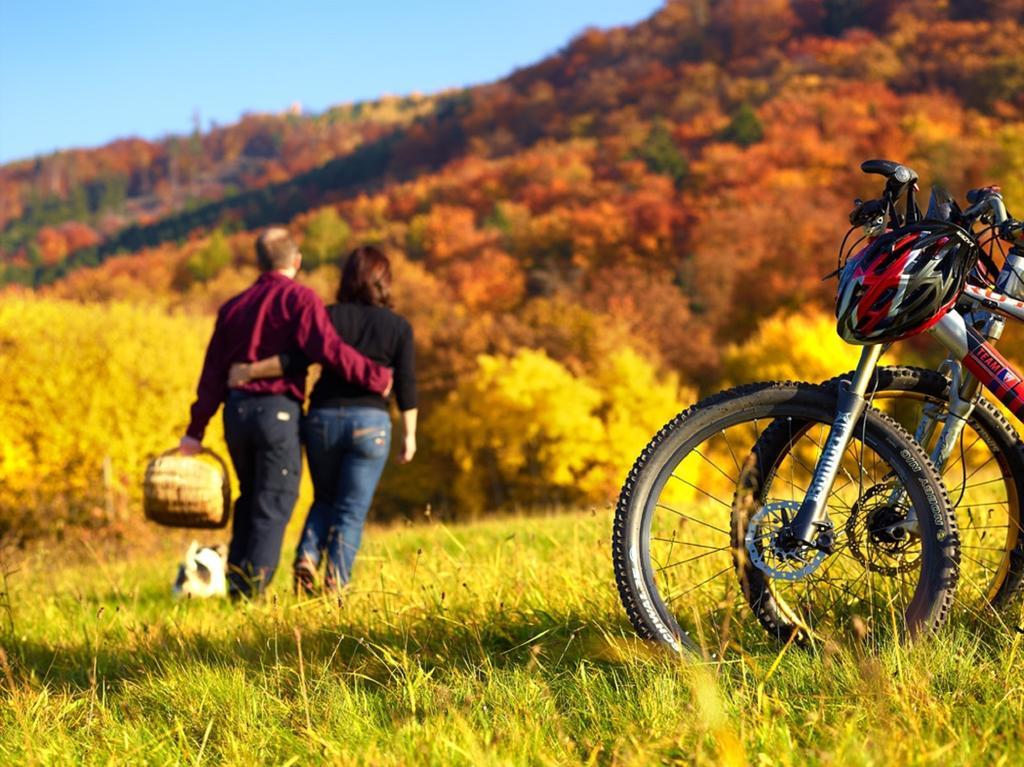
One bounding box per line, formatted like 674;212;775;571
429;349;605;513
722;309;861;385
301;207;351;269
995;123;1024;215
428;347;695;515
0;297;230;539
590;346;695;498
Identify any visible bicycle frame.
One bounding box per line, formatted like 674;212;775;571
787;250;1024;549
933;302;1024;420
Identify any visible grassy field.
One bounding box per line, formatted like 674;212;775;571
0;509;1021;766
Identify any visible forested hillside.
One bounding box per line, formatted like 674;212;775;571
0;95;435;283
3;0;1024;535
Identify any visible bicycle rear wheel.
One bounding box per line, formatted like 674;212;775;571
834;367;1023;617
612;381;959;656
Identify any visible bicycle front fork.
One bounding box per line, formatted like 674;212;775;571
785;341;982;550
783;344;883;549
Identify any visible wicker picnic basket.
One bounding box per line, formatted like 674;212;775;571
143;448;231;528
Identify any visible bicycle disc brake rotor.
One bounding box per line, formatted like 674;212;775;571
845;480;920;576
745;500;827;581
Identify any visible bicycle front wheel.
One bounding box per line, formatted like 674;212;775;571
612;381;959;657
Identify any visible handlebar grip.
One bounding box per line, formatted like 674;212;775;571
860;159;918;186
967;186;1001;205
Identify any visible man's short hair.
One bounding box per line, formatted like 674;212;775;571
255;227;300;271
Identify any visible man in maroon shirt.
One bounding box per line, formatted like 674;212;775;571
179;227;392;599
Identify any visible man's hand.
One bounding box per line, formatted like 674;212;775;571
398;434;417;464
381;368;394;399
179;435;202;456
228;362;252;388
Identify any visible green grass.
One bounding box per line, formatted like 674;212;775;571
1;510;1021;765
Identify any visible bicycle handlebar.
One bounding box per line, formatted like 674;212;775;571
963;186;1009;225
861;159;918;195
848;161;1021;245
848;159;921;229
961;186;1024;245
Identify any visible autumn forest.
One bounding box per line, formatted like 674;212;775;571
2;0;1024;539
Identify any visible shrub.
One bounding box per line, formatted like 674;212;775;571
427;347;694;515
722;309;860;384
638;121;689;188
183;229;233;284
0;297;228;540
301;207;351;269
722;103;764;147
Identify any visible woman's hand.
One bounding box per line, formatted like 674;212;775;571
228;362;253;388
398;434;417;464
398;409;418;464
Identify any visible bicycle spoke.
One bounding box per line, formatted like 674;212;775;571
668;474;732;508
650;537;726;550
665;566;735;605
656;546;732;573
693;447;738;484
654;504;730;536
719;428;744;475
941;434;983;479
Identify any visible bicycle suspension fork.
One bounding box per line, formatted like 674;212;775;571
782;344;883;549
922;312;1002;467
781;311;1008;551
888;359;981;535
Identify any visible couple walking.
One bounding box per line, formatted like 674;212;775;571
180;227;417;598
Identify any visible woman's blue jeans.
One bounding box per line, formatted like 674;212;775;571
295;406;391;586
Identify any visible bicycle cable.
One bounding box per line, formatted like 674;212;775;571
828;225;865;279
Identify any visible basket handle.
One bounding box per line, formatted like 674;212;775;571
157;446;231;477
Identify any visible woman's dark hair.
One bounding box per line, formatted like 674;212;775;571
337;246;393;307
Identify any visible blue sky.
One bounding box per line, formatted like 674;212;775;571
0;0;662;164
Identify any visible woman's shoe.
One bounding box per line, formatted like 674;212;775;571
293;560;317;597
324;565;346;594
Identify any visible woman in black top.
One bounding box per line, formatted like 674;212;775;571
231;246;417;593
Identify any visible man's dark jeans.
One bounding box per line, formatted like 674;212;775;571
223;391;302;598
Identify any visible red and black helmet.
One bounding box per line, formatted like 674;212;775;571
835;223;979;345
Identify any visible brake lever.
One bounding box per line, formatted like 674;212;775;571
1000;219;1024;243
849;197;887;226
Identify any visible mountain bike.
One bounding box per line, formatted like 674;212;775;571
613;161;1023;655
740;172;1024;633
